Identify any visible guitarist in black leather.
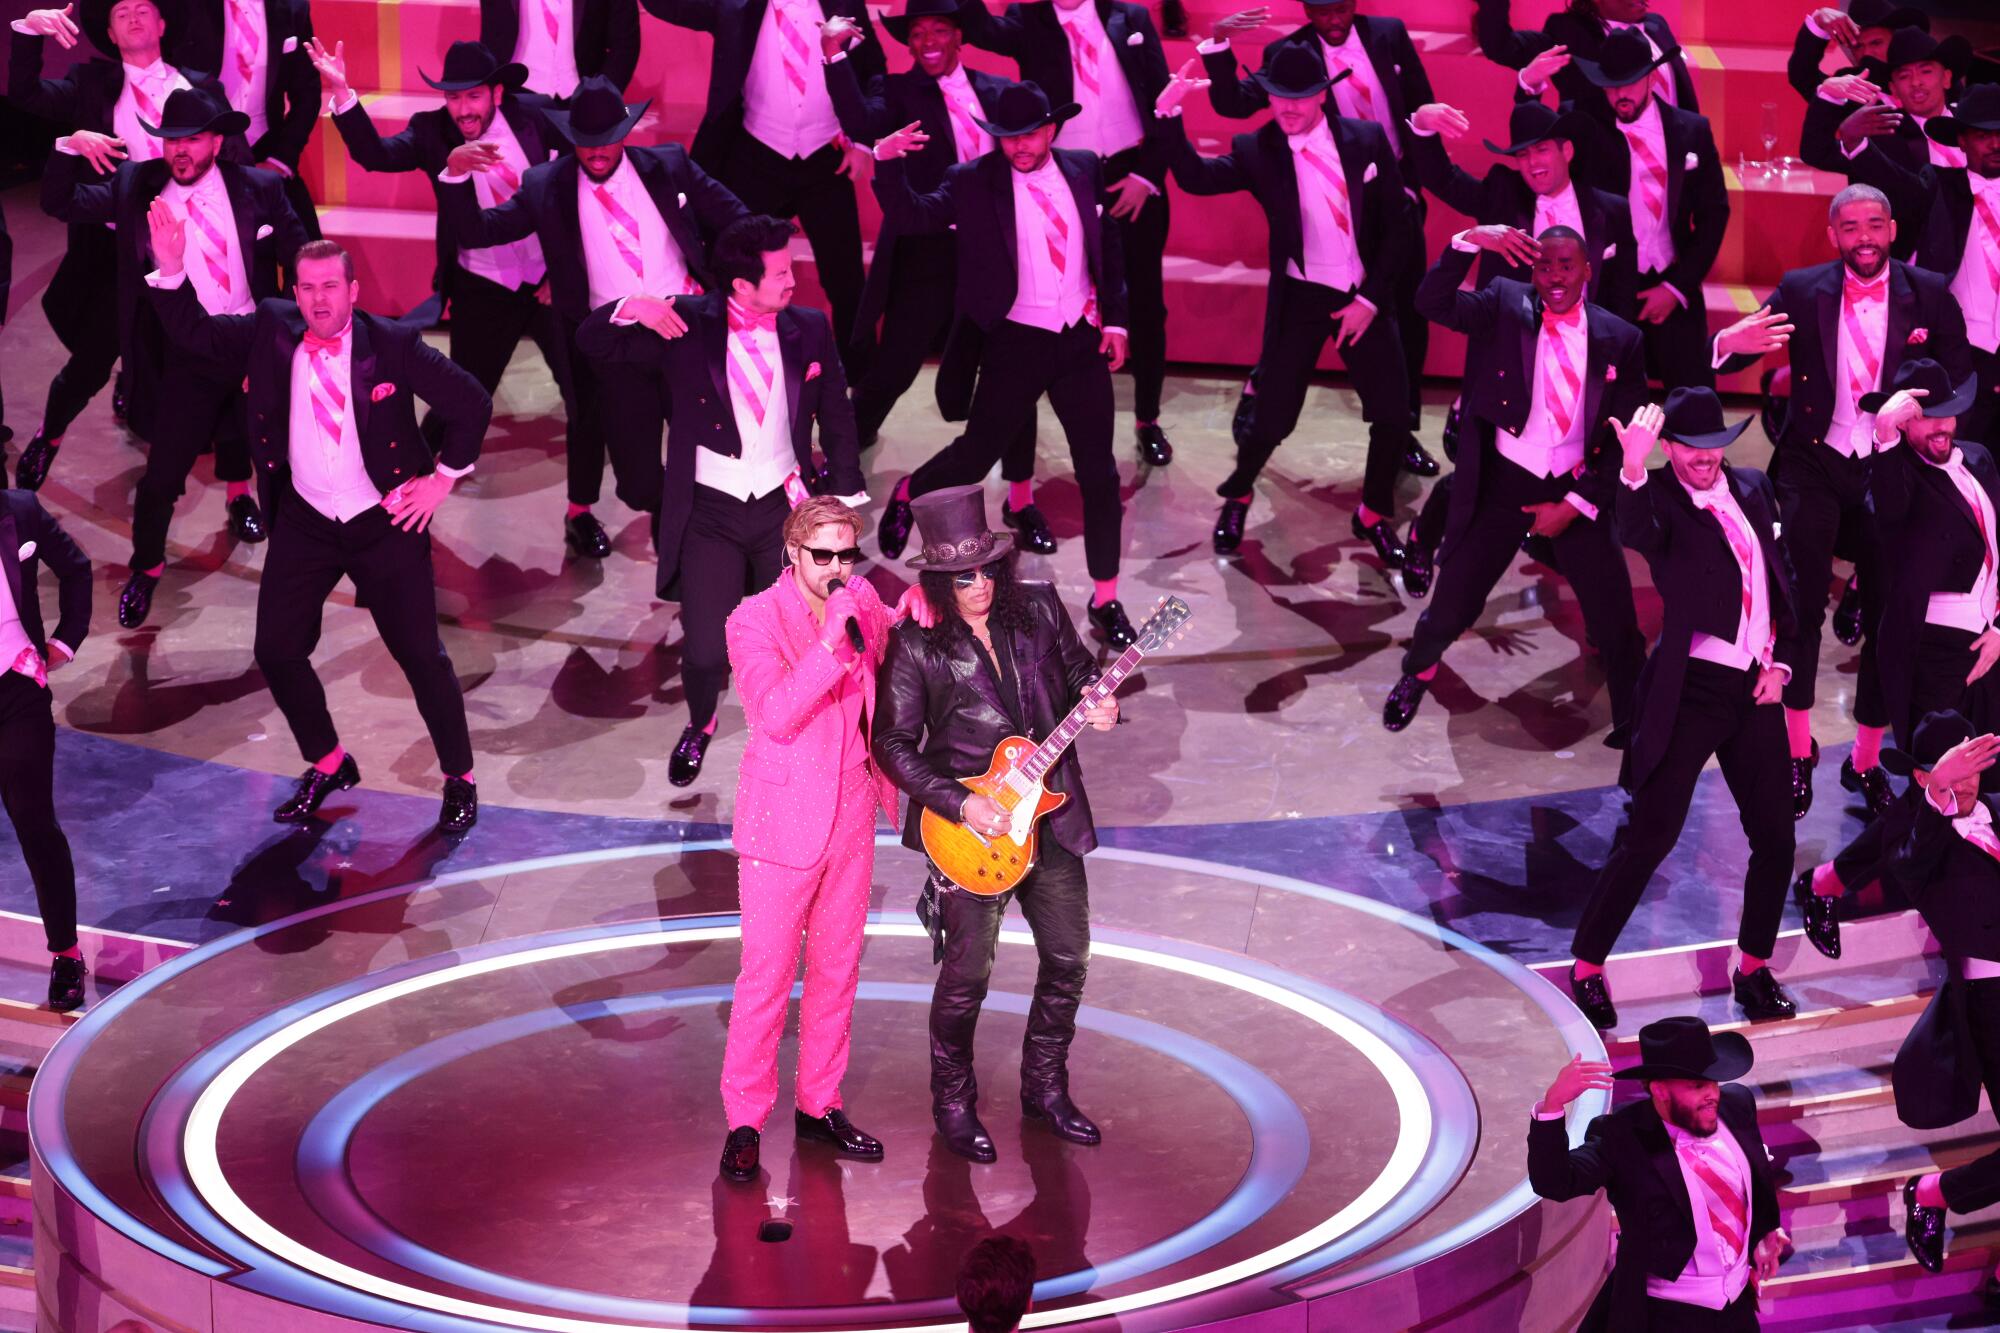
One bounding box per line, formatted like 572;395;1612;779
873;484;1118;1165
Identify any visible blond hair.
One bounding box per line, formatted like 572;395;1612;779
783;495;865;549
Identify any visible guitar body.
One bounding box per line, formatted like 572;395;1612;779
919;735;1070;896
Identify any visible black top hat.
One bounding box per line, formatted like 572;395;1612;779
1858;357;1980;417
972;81;1079;139
82;0;184;60
1659;386;1754;451
541;76;650;147
1249;43;1351;101
1878;27;1972;75
881;0;967;44
1847;0;1929;33
1884;709;1975;776
1615;1016;1755;1084
141;85;250;140
905;484;1016;570
1573;28;1678;90
1926;83;2000;146
421;40;527;93
1485;101;1582;156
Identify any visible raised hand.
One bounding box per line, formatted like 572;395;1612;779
1927;733;2000;790
305;38;349;101
1538;1053;1615;1115
820;14;862;59
21;4;80;48
1819;72;1882;105
146;195;187;274
64;129;128;175
1872;386;1930;440
1716;305;1795;359
1209;6;1268;41
1612;402;1666;474
1837;102;1903;151
871;121;928;162
445;140;504;175
1410;102;1471;138
1464;224;1541;268
1155;57;1211;117
1521;44;1571;93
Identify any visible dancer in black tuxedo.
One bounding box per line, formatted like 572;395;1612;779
1785;0;1925;105
1473;0;1699;114
1802;26;1973;205
478;0;641;97
172;0;322;237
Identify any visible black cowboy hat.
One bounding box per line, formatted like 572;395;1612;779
905;484;1016;571
1847;0;1928;34
881;0;966;45
1877;26;1972;76
972;81;1079;139
541;76;650;147
1249;43;1352;101
1485;101;1582;156
1615;1016;1754;1084
421;40;527;93
141;85;250;140
1858;357;1980;417
1659;386;1754;451
1926;83;2000;146
82;0;184;60
1884;709;1974;777
1573;27;1678;90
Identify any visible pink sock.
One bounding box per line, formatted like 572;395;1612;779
142;563;165;578
1572;960;1603;979
1135;418;1156;428
1092;578;1118;608
1812;862;1844;897
894;476;911;502
226;481;251;501
1357;504;1384;526
1008;481;1034;511
566;503;590;519
312;746;347;775
1784;708;1814;761
1917;1173;1947;1210
1739;954;1767;975
448;770;475;784
1853;724;1886;771
53;946;81;960
1416;664;1438;682
701;716;718;736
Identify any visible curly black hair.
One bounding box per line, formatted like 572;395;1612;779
917;554;1034;650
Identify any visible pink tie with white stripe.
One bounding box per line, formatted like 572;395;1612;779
1842;273;1887;417
1024;179;1072;278
1622;124;1668;234
1682;1138;1748;1265
725;299;779;428
772;0;814;96
1540;306;1583;441
1058;14;1100;100
228;0;259;89
185;196;234;296
1297;143;1354;239
592;182;648;280
304;331;347;456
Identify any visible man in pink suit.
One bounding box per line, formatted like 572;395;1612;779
717;494;916;1182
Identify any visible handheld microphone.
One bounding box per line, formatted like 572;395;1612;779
825;577;865;653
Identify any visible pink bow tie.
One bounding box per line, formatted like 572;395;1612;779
302;329;344;355
727;301;776;334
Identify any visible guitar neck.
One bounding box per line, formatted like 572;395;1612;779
1019;644;1145;784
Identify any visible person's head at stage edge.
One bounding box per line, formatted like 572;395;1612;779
1889;51;1951;119
906;15;964;79
146;88;246;186
1532;226;1589;316
1965;126;2000;178
920;549;1027;634
785;497;866;611
956;1236;1036;1333
1928;87;2000;181
164;125;222;184
1000;122;1058;173
1268;89;1327;139
447;85;502;141
552;78;650;183
1301;0;1358;47
104;0;169;65
1517;133;1574;197
1648;1076;1723;1136
422;42;530;142
715;215;800;317
1827;184;1894;280
1606;72;1654;124
294;240;360;341
1619;1016;1751;1138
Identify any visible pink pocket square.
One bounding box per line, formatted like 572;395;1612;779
1605;366;1617;382
805;361;822;380
370;382;396;402
1126;31;1142;45
15;542;35;563
1908;327;1929;345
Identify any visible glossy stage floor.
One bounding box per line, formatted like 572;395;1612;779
0;186;1892;1331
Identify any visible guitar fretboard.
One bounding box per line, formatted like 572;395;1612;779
1018;644;1146;784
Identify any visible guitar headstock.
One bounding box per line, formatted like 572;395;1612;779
1134;596;1193;654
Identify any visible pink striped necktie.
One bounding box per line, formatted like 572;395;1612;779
1332;48;1375;123
228;0;259;90
1059;14;1101;100
1540;308;1582;441
772;0;814;96
128;71;166;158
1622;122;1668;232
1971;185;2000;289
945;86;989;161
725;299;779;427
1842;273;1887;411
186;196;234;296
487;156;522;201
592;183;648;280
542;0;561;45
1024;178;1071;278
1704;495;1776;660
1297;142;1354;238
305;335;348;454
1681;1137;1747;1265
1954;461;1996;586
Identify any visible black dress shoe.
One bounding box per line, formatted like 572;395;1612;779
1441;401;1462;464
1382;673;1429;731
1351;512;1407;568
880;485;915;560
1833;573;1864;646
117;570;159;629
1791;741;1819;821
1602;723;1632;751
15;432;57;492
273;754;362;823
720;1125;761;1182
669;724;711;787
1401;541;1434;598
1088;599;1137;648
1568;965;1618;1031
225;494;266;544
1001;501;1058;555
48;955;86;1014
564;511;613;559
1981;1267;2000;1308
1135;423;1173;467
1022;1088;1100;1145
1401;441;1441;477
1841;756;1895;816
935;1104;996;1163
1733;967;1798;1022
1905;1176;1947;1273
1793;869;1842;960
1213;498;1250;555
795;1107;884;1159
438;776;478;834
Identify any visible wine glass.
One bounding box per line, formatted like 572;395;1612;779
1759;102;1782;177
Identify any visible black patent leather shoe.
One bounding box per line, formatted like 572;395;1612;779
1793;869;1842;960
273;753;362;823
935;1104;997;1163
117;570;159;629
1733;967;1798;1022
669;724;711;787
1213;498;1250;555
1906;1176;1947;1273
1833;573;1864;646
1135;423;1173;467
1569;965;1618;1031
795;1107;884;1159
1981;1266;2000;1308
1401;441;1441;477
564;511;613;559
1791;741;1819;821
438;776;478;834
14;432;56;492
1001;501;1058;555
48;955;86;1013
1402;541;1434;598
1841;756;1895;816
1383;673;1429;731
1022;1089;1100;1145
1088;599;1137;648
1441;401;1462;464
720;1125;761;1182
1351;512;1407;568
880;484;915;559
225;494;267;544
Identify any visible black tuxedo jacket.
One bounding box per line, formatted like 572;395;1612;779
1617;462;1802;788
172;0;319;168
960;0;1172;187
1415;243;1645;560
1198;17;1432;173
1717;259;1971;453
1475;2;1698;114
1164;113;1410;312
146;280;492;527
1404;134;1637;315
332;94;568;301
1838;136;1990;280
874;147;1128;331
1528;1086;1776;1333
480;0;641;91
574;294;862;598
0;492;91;662
1560;98;1729;300
641;0;887;167
442;144;749;323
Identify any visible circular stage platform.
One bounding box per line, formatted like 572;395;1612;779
31;842;1610;1332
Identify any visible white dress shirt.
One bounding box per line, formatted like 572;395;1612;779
576;155;688;309
1531;181;1585;243
1924;447;2000;634
1007;157;1094;330
286;320;384;521
162;165;256;316
1952;172;2000;355
1495;303;1599;520
513;0;581;98
937;65;993;163
1285;117;1366;296
1647;1120;1754;1310
1617;97;1679;284
458;109;549;290
1923;786;2000;976
219;0;270;147
116;59;192;161
1682;475;1778;674
1053;1;1145;160
743;0;842;159
701;310;797;499
1320;25;1400;154
1829;267;1890;458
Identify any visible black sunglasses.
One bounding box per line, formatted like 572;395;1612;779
802;546;863;566
950;560;1007;588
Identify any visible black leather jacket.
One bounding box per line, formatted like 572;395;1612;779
873;581;1100;856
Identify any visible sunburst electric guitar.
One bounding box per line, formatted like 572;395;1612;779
920;596;1193;895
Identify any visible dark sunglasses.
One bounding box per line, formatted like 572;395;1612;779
950;560;1007;588
802;546;863;566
